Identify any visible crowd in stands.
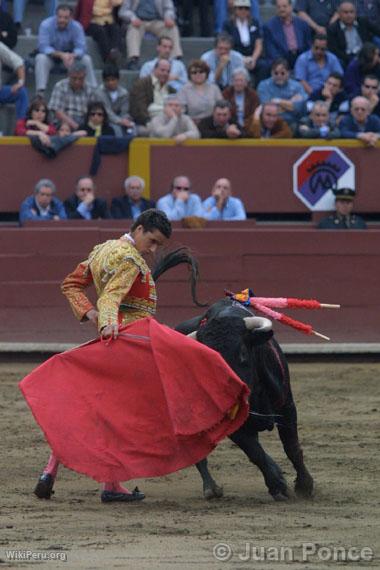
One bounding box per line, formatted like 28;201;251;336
19;174;247;224
0;0;376;227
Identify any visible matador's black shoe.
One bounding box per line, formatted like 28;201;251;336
34;473;55;499
100;487;145;503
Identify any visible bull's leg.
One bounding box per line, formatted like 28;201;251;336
277;402;314;498
230;428;289;501
195;458;223;500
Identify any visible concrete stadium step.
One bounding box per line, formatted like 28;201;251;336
16;35;214;70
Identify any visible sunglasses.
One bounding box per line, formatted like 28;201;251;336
174;186;190;190
190;69;205;74
90;111;104;117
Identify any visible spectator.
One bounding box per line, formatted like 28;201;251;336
246;102;293;137
294;34;343;95
129;59;176;128
318;187;367;228
15;98;57;142
78;101;115;136
119;0;183;70
198;99;242;138
360;74;380;116
48;61;96;130
139;35;188;92
214;0;261;34
148;94;199;141
0;5;17;49
28;119;86;158
13;0;56;34
222;67;259;133
64;176;110;219
94;64;135;136
257;58;308;129
263;0;312;70
0;41;28;120
74;0;123;63
201;32;244;90
156;175;204;220
19;179;67;225
177;59;222;123
339;95;380;143
297;100;340;137
343;42;380;97
294;0;339;35
35;4;97;97
222;0;264;85
327;1;380;68
307;72;350;122
203;177;247;220
111;175;155;219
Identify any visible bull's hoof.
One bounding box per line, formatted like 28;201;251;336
294;476;314;498
204;485;224;500
272;491;289;502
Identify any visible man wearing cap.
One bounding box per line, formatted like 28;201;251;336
317;187;367;229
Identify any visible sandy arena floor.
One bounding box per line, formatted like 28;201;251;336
0;360;379;569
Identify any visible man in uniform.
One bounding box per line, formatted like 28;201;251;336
318;187;367;228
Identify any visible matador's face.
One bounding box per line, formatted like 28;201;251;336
133;227;167;255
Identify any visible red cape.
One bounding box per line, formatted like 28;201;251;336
20;318;249;482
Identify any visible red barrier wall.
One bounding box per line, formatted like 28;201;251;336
0;224;378;346
1;139;380;215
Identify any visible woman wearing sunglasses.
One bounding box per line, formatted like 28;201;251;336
79;101;115;136
177;59;222;123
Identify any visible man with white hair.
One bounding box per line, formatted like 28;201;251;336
148;95;200;141
111;175;155;219
19;179;67;225
339;95;380;144
202;178;247;221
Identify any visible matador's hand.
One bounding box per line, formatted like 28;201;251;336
85;309;99;327
101;324;119;340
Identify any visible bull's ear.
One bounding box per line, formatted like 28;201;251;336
187;331;198;340
244;316;272;332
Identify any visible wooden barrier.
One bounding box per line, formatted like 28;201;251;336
1;139;380;218
0;224;379;346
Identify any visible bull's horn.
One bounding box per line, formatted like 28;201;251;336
244;316;272;332
187;331;198;340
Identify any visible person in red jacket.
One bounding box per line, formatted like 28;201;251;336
74;0;123;62
14;97;57;144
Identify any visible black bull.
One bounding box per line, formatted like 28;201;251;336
175;298;314;501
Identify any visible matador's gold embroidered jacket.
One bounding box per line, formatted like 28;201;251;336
61;239;157;331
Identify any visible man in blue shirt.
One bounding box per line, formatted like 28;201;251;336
35;4;97;95
257;58;308;127
203;178;247;221
294;35;343;95
156;175;204;221
19;179;67;226
139;36;187;92
201;32;245;90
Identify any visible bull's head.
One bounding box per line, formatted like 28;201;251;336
186;309;273;390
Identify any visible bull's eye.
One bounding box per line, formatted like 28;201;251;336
239;344;249;364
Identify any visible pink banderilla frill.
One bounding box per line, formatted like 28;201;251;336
226;289;340;340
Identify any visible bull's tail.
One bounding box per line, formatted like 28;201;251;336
152;247;208;308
